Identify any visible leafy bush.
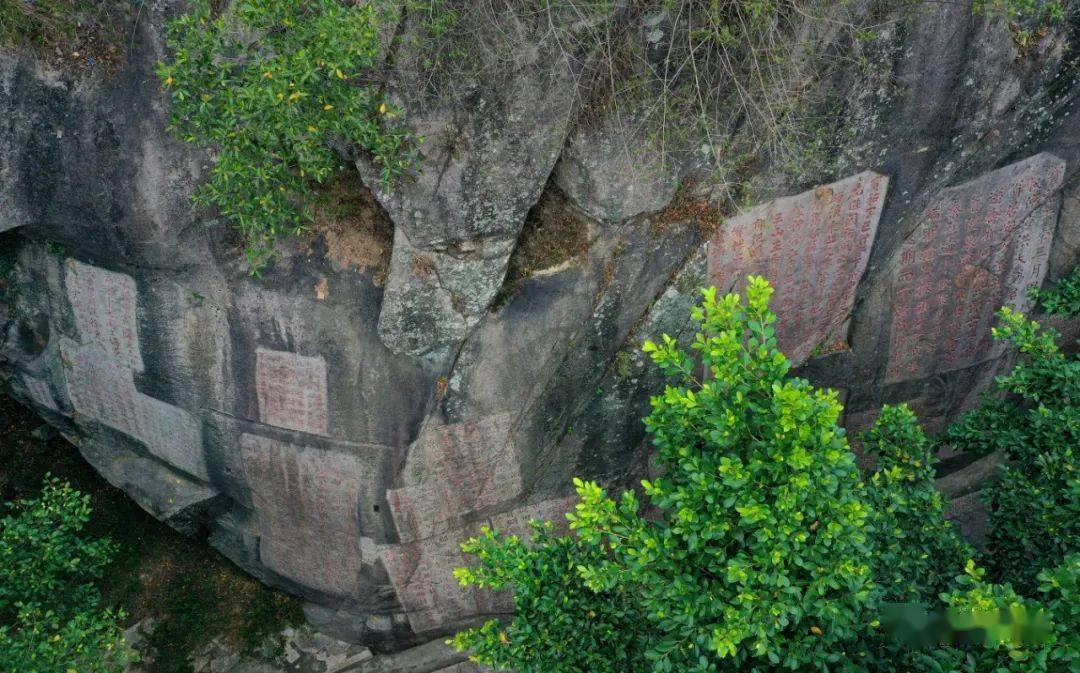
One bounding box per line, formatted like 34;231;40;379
452;520;647;673
1029;267;1080;316
862;406;972;604
941;309;1079;593
1036;554;1080;671
453;282;1080;672
457;278;877;672
0;477;130;673
159;0;416;271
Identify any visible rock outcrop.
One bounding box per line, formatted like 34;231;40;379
1;0;1078;654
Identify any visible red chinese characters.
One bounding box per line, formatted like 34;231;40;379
885;153;1065;381
708;171;889;364
241;434;369;596
255;348;329;436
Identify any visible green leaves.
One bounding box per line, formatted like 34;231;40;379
159;0;416;272
862;405;972;605
454;284;1078;673
1028;267;1080;316
456;279;875;672
451;519;647;673
0;477;130;673
941;309;1079;595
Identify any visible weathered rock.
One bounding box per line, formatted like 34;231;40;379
355;21;579;359
2;0;1079;658
884;153;1064;382
946;490;991;547
553;110;680;222
936;451;1006;500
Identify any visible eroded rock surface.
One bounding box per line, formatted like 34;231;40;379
2;0;1079;655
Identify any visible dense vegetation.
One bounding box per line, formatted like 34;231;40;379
453;278;1080;672
1029;266;1080;316
159;0;416;271
155;0;1071;271
0;478;129;672
0;0;118;49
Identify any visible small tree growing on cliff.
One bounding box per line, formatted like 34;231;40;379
940;307;1079;594
861;405;972;604
454;278;877;672
159;0;416;272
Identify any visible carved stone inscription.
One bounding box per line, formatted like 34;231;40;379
62;339;207;480
63;339;145;440
886;154;1065;381
65;259;144;371
708;171;888;364
381;497;576;633
61;338;207;481
241;434;367;596
255;348;329;436
387;413;523;543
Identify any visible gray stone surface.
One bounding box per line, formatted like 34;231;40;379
946;490;991;547
2;0;1079;658
355;20;579;359
553;110;680;222
381;496;575;634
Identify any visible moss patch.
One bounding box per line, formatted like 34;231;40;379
310;172;395;285
493;188;592;309
0;393;305;673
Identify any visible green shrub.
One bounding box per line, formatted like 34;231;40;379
1029;267;1080;316
0;477;130;673
862;406;973;604
452;520;647;673
942;309;1079;593
924;561;1054;672
453;281;1080;672
456;278;877;672
1036;554;1080;671
159;0;416;271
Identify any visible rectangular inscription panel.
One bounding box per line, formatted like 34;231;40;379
61;339;208;480
241;433;367;596
387;413;523;543
382;496;575;633
63;339;143;437
886;154;1065;381
136;395;207;481
255;348;329;436
708;172;888;364
65;260;144;372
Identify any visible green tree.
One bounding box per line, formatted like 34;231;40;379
861;405;972;604
0;477;130;673
1036;554;1080;671
452;520;647;673
159;0;415;271
456;278;877;672
1029;267;1080;317
941;309;1079;593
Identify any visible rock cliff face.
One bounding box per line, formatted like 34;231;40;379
1;0;1078;653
